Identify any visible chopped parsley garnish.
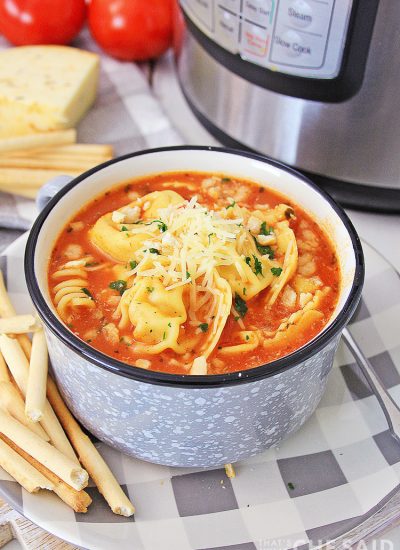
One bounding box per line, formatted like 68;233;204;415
208;232;215;243
221;177;231;182
130;260;138;270
287;482;295;491
254;237;275;258
260;221;273;236
271;267;283;277
85;261;99;267
226;200;236;209
199;323;209;333
234;294;248;318
121;226;128;231
186;271;191;280
146;286;154;293
245;256;251;266
109;280;127;295
154;219;167;232
163;331;166;340
168;322;172;327
245;335;250;341
243;287;247;296
81;288;93;299
148;248;160;255
252;255;263;276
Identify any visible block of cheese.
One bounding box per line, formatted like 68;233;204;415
0;46;100;138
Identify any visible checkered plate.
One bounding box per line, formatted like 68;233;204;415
0;234;399;550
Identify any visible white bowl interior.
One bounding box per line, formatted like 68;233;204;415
33;149;357;341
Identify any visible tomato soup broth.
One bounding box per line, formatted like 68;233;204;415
48;172;340;375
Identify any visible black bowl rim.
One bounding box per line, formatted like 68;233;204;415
25;145;364;388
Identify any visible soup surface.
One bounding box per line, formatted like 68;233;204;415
48;172;340;375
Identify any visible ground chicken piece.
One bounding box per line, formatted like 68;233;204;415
281;286;297;308
63;243;83;260
136;359;151;369
102;323;119;345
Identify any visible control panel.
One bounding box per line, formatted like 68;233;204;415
180;0;354;79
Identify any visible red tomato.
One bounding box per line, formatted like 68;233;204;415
0;0;86;46
88;0;173;61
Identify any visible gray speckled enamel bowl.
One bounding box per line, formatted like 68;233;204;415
25;147;364;467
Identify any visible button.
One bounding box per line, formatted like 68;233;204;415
287;0;313;28
243;0;274;27
270;28;325;67
240;21;270;58
188;0;213;30
215;7;239;52
273;30;303;58
218;0;241;13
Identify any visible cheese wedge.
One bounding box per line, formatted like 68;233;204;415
0;46;100;138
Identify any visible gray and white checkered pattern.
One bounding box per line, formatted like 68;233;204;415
0;30;183;234
0;235;399;550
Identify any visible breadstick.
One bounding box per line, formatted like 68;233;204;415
0;434;91;513
0;270;32;359
0;314;41;334
0;129;76;153
0;352;9;382
47;377;135;516
0;381;49;440
25;330;48;422
0;157;102;171
224;463;236;478
0;334;79;463
0;437;53;493
0;410;88;491
0;168;81;187
3;143;113;158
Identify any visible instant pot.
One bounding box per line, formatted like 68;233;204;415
175;0;400;212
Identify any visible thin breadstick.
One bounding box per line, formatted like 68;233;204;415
0;381;49;440
0;168;81;187
0;314;41;334
25;329;48;422
0;270;32;359
36;143;113;156
0;437;53;493
3;143;113;158
0;334;79;463
5;152;112;164
0;352;10;382
47;377;135;516
0;409;88;491
0;129;76;153
224;463;236;478
0;157;104;171
0;434;91;513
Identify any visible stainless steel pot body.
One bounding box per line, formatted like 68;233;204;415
176;1;400;190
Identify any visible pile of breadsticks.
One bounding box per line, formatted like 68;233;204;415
0;270;134;516
0;129;113;199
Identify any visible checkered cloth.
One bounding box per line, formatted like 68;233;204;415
0;31;183;236
1;233;400;549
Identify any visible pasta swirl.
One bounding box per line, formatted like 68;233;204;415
51;258;95;322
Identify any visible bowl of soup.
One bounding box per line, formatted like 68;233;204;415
25;146;364;467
